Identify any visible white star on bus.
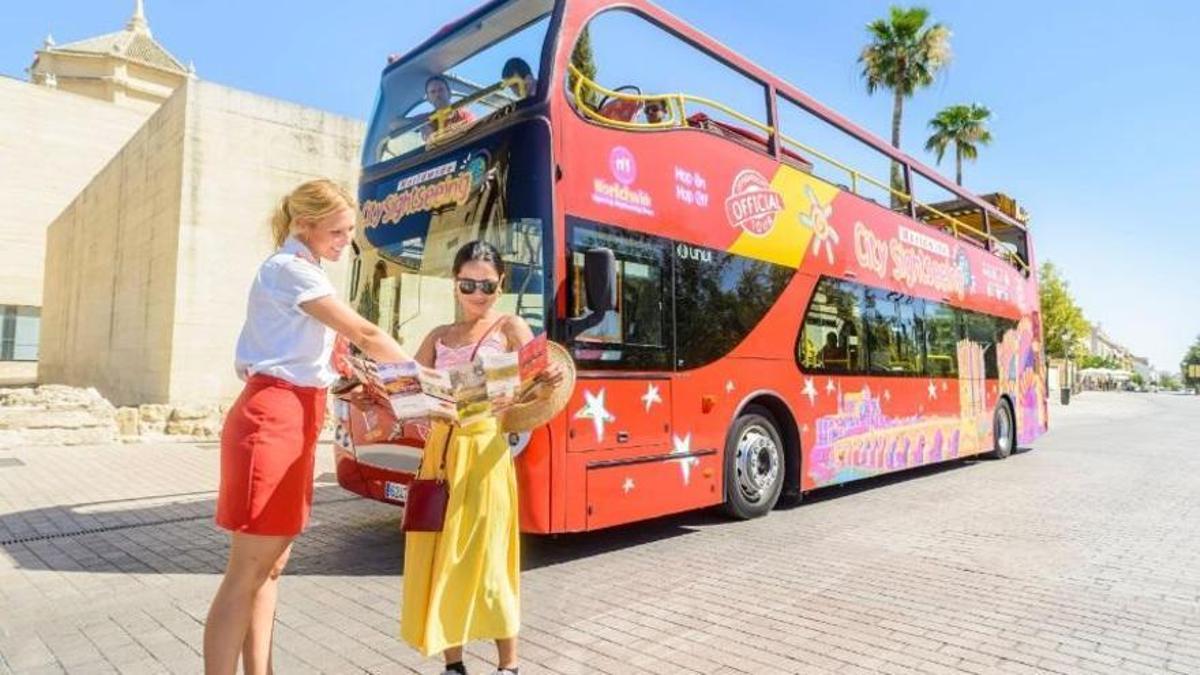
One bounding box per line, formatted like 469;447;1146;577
670;433;699;485
928;380;939;400
622;477;635;494
803;377;818;404
574;388;616;442
641;383;662;412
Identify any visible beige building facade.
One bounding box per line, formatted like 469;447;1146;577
0;77;153;385
6;2;367;406
1;1;189;385
39;80;363;406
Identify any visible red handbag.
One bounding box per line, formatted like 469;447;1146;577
402;430;449;532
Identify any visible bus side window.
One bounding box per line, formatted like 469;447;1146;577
800;277;865;373
924;301;959;378
864;289;924;375
567;219;672;370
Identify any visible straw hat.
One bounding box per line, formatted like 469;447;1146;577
502;341;576;432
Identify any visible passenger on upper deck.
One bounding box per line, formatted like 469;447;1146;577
501;57;537;100
643;98;670;125
420;75;476;140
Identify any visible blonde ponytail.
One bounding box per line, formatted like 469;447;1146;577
269;178;357;248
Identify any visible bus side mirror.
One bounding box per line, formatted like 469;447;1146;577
566;247;617;340
584;247;616;313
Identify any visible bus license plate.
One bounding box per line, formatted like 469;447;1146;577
384;481;408;502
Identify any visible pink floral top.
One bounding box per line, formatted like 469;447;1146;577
434;333;508;369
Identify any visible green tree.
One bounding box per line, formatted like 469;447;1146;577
925;104;992;186
1181;333;1200;390
568;26;599;109
860;6;952;203
1161;373;1182;391
1038;262;1090;360
1079;354;1119;370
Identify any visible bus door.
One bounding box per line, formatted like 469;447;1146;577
563;218;688;529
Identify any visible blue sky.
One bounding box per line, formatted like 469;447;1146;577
5;1;1198;372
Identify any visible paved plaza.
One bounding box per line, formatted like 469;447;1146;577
2;392;1199;674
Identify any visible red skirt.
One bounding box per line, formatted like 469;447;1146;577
216;374;327;536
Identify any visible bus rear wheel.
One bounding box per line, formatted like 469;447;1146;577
988;400;1016;460
723;406;785;520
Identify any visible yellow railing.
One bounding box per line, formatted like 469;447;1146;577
566;64;1029;273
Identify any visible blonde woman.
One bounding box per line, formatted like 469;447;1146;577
402;240;560;675
204;179;409;675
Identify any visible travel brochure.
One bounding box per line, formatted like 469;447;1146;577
341;334;549;436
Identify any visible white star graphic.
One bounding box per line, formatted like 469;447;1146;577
725;380;735;394
670;433;699;486
883;389;892;402
927;380;939;400
941;381;948;392
574;388;616;442
641;383;663;413
622;477;635;494
802;377;818;405
825;378;836;394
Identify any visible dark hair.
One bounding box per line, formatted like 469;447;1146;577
425;74;450;90
501;57;532;79
452;240;505;278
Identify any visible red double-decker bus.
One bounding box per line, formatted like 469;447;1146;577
333;0;1048;533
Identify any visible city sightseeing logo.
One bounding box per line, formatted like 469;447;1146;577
725;169;783;236
592;146;654;216
361;155;486;228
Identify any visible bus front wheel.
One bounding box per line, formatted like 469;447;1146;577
723;406;785;520
988;400;1016;460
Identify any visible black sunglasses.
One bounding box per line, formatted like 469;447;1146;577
456;278;500;295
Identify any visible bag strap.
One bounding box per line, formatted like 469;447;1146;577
469;315;509;361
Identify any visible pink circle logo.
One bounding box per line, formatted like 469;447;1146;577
609;146;636;186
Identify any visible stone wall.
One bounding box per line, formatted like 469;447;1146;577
0;75;150;310
38;80;365;407
38;87;188;405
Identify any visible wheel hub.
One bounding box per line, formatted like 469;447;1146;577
735;425;780;503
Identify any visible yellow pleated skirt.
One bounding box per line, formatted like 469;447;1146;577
400;417;520;656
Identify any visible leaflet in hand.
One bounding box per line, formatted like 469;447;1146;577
347;334;550;426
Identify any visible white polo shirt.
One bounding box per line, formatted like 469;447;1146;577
234;236;338;388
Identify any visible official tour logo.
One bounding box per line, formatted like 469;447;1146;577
725;169;783;236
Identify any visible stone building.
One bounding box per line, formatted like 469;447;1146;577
39;80;362;406
3;2;364;407
1;1;189;386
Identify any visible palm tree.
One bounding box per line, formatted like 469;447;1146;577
859;6;952;202
925;104;992;186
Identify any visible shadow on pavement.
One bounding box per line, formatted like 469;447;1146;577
1;449;1034;577
0;482;708;577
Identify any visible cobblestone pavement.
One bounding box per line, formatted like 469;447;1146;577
2;392;1199;674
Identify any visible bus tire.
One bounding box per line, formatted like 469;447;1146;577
723;406;785;520
987;400;1016;460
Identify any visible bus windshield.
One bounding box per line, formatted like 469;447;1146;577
354;120;551;350
363;0;553;166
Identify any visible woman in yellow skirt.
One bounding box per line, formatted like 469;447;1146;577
403;240;555;675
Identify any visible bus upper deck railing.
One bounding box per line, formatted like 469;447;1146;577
566;64;1029;274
